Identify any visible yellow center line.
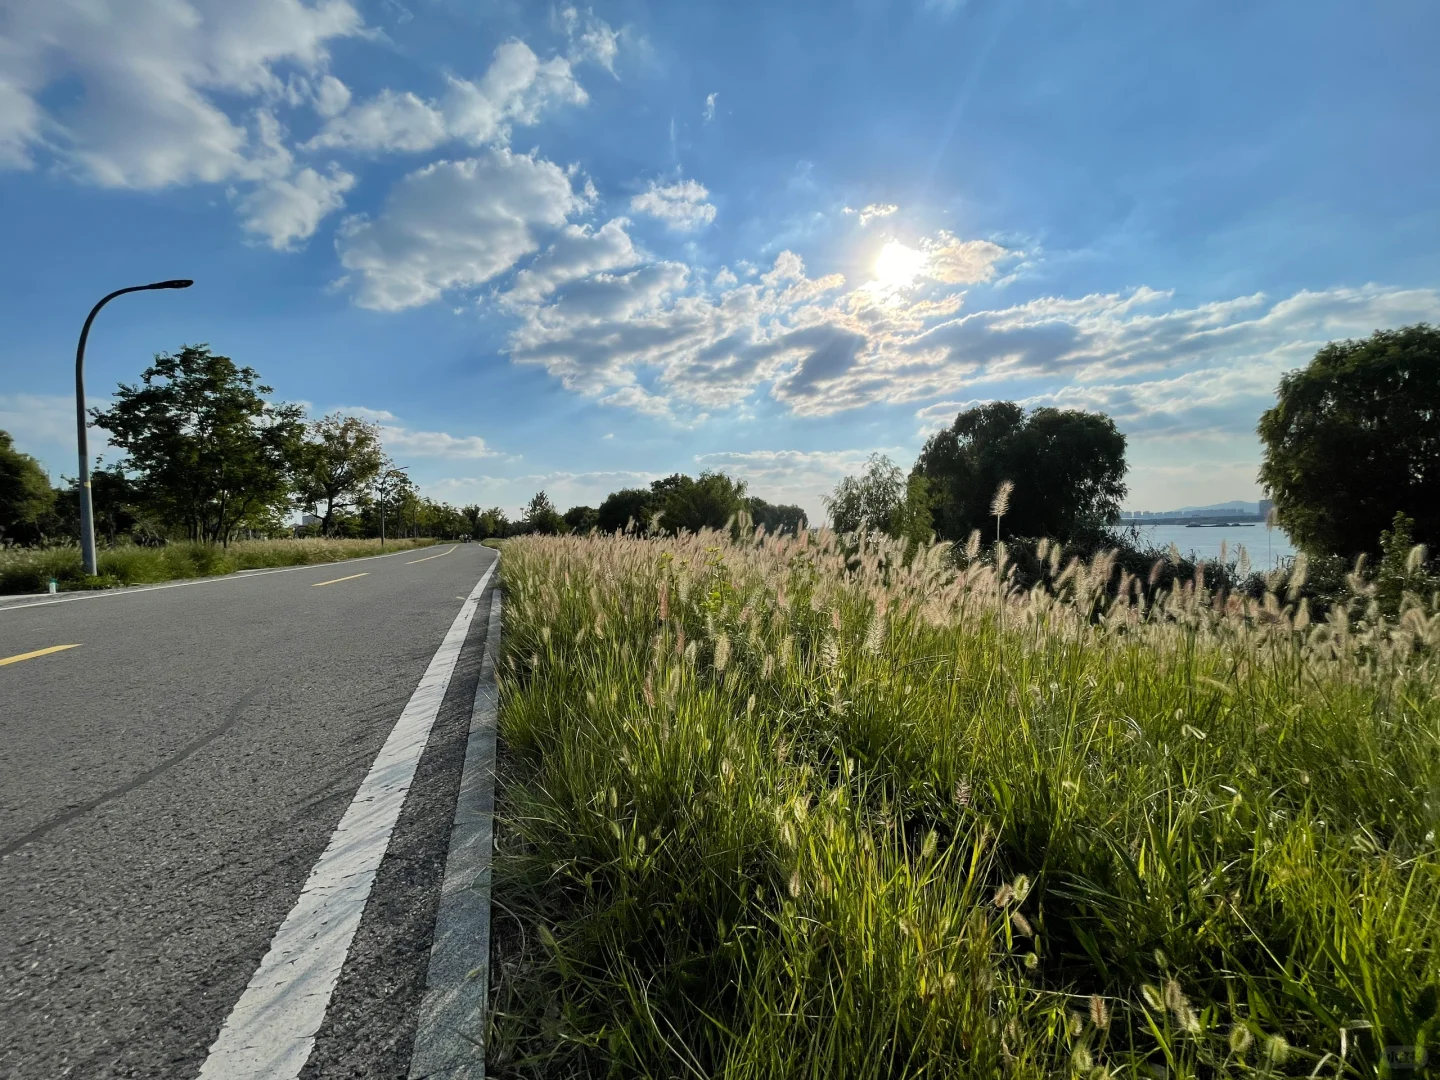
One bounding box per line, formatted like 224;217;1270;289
1;644;82;667
311;572;369;588
407;545;458;565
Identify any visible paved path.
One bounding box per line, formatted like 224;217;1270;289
0;545;497;1078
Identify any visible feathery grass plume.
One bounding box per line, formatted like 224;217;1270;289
788;865;802;898
990;479;1014;520
862;610;885;654
713;633;731;673
1228;1023;1253;1054
1266;1035;1290;1065
1407;543;1428;573
1089;994;1110;1030
965;528;982;561
1010;911;1033;936
1287;552;1309;600
486;527;1440;1075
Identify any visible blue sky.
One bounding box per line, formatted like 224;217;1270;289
2;0;1437;520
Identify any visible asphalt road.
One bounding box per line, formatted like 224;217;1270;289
0;544;498;1079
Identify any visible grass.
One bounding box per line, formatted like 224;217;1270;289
0;536;438;594
488;529;1440;1079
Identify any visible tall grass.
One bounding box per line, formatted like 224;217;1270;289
0;536;437;594
490;529;1440;1078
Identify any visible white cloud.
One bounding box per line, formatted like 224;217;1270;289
0;0;363;188
558;6;621;74
844;202;899;227
308;41;588;154
308;89;449;153
630;178;717;231
329;405;398;422
502;218;641;305
380;426;497;459
502;208;1440;434
922;231;1011;284
703;92;717;122
238;164;355;249
336;148;586;311
312;74;352;118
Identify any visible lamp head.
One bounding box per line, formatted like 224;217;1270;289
147;279;194;290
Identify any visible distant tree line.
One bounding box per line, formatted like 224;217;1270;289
6;326;1433;568
0;343;809;550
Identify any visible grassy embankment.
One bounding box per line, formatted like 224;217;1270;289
0;536;437;594
490;529;1440;1078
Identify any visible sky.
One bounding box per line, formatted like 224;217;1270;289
1;0;1437;521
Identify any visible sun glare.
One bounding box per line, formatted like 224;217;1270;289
871;240;928;288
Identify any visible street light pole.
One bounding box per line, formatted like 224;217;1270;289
377;465;409;550
75;279;193;575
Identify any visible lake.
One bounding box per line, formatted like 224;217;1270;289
1117;522;1297;567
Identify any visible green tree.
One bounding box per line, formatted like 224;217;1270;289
824;454;905;535
597;487;657;534
0;430;55;544
1258;325;1440;558
654;472;748;534
746;497;809;536
372;465;416;541
297;413;385;536
913;402;1126;544
523;491;565;535
476;506;510;539
563;505;600;533
92;345;306;545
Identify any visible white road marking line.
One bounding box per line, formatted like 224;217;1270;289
409;581;502;1079
407;545;458;565
0;546;439;614
196;558;497;1080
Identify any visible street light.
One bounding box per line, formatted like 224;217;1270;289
377;466;409;549
75;279;194;575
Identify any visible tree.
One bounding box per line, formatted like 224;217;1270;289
824;454;905;535
523;491;565;535
297;413;385;536
475;506;510;539
0;430;55;544
654;472;748;534
563;505;599;533
746;497;809;536
913;402;1126;543
92;345;306;545
1258;325;1440;558
372;465;415;541
597;487;657;534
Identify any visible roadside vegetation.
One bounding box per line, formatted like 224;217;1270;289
0;536;436;594
490;525;1440;1078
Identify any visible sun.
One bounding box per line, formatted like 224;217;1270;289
872;240;928;288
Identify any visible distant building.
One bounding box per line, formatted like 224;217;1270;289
1258;499;1273;521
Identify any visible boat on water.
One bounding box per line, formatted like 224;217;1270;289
1186;522;1256;528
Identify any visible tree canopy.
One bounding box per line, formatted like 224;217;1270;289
0;429;54;544
745;496;808;536
297;413;385;536
824;454;906;535
1258;324;1440;558
913;402;1127;543
91;346;307;545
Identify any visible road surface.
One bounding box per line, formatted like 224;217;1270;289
0;544;498;1078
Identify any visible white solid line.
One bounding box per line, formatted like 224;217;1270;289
408;581;502;1079
0;546;435;614
195;556;497;1080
